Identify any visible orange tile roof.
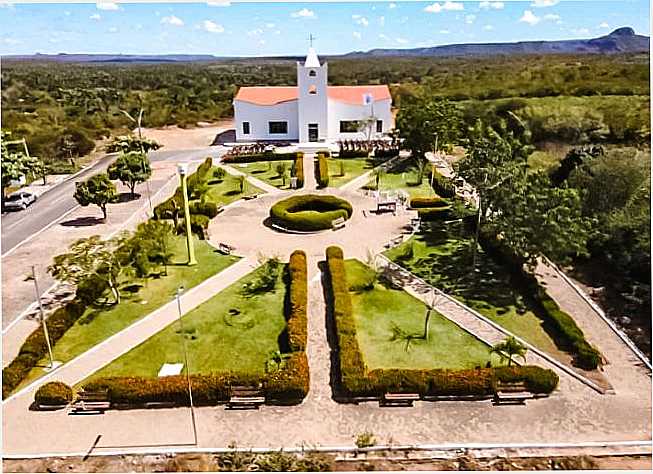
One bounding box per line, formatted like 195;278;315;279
234;85;391;106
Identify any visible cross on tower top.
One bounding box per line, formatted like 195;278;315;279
308;34;316;48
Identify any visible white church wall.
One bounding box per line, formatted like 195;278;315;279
234;100;299;142
297;61;329;142
327;98;393;141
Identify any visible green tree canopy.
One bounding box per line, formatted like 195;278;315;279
396;94;461;159
106;135;161;154
1;131;43;204
73;173;118;220
107;152;152;198
490;336;527;367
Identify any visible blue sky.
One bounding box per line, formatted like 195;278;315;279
0;1;649;56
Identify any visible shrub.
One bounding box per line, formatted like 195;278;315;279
189;200;220;219
418;207;452;221
287;250;308;352
176;214;210;240
270;195;353;231
430;170;455;198
316;153;330;188
2;300;86;399
293;153;304;188
222;152;299;164
410;197;448;209
493;365;559;393
213;167;226;180
34;381;73;406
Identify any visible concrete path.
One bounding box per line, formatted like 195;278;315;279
302;153;317;191
220;163;284;195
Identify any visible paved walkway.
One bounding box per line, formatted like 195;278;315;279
302;153;318;191
220;163;283;195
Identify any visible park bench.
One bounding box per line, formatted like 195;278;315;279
493;381;531;405
242;194;261;201
227;385;265;410
380;392;420;407
376;201;397;214
70;390;111;414
217;243;235;255
331;217;346;230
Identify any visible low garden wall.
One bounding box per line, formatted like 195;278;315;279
324;246;559;401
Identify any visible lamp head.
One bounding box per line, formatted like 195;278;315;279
177;163;188;176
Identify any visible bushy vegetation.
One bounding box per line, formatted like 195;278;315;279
34;381;73;406
316;152;330;188
409;197;448;208
429;169;455;198
324;246;558;398
222;152;300;164
270;195;353;231
286;250;308;352
293;153;304;188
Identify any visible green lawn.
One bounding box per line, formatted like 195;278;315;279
345;259;498;370
86;263;288;379
232;161;295;190
364;159;436;199
19;236;239;390
327;157;375;188
206;166;263;205
385;224;569;362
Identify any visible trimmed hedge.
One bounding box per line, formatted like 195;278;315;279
316;152;330;188
176;214;210;240
479;231;602;370
430;169;456;198
324;246;559;398
222;152;300;164
293;153;304;188
82;249;310;408
410;197;448;209
3;300;86;399
189;201;220;219
35;381;73;406
418;207;452;221
287;250;308;352
270;195;353;231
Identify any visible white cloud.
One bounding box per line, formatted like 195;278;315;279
599;22;609;29
96;2;119;11
258;39;266;45
247;28;263;37
90;13;101;21
379;16;385;27
355;17;369;27
479;1;504;9
353;31;362;40
439;29;450;34
207;0;230;6
108;26;118;33
531;0;559;7
379;33;390;41
389;2;397;8
3;37;21;45
543;14;560;21
484;24;494;31
0;1;15;9
396;37;409;44
425;2;464;13
352;14;361;19
265;23;275;28
291;8;315;19
571;27;590;35
465;14;476;24
202;20;224;33
519;10;540;26
161;15;184;26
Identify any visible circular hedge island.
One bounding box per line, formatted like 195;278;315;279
270;194;353;232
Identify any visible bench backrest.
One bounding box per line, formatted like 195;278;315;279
78;391;109;402
332;217;345;225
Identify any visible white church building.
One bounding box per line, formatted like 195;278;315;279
233;48;393;143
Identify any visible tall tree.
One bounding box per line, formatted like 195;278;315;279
49;235;125;305
1;131;43;207
106;135;161;154
73;173;118;221
107;152;152;198
396;94;461;159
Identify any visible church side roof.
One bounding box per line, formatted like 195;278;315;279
234;85;391;106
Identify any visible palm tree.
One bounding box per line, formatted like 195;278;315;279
490;336;527;367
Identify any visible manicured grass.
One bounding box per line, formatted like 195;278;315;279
206;166;263;205
327;157;374;188
385;224;569;362
87;263;287;379
364;159;436;199
233;160;295;190
345;259;498;370
19;236;239;389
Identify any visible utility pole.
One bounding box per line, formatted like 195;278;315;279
31;266;55;369
471;195;482;275
176;287;198;446
177;163;197;266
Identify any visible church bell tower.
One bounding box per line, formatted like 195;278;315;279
297;45;328;143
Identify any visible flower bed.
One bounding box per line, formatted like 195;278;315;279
325;245;559;399
270;195;353;231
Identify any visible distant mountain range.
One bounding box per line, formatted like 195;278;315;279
4;28;648;63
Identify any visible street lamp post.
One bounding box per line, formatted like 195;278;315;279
176;287;198;446
471;194;482;275
177;163;197;266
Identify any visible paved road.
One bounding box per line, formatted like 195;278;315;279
1;147;222;256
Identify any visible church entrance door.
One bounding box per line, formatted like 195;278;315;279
308;123;318;142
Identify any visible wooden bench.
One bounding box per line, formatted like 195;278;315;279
331;217;346;230
380;392;420;407
70;390;111;413
493;381;531;405
377;201;397;213
227;386;265;410
217;243;235;255
242;194;260;201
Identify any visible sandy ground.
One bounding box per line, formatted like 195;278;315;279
138;120;234;151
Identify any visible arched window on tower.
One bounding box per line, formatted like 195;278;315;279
308;85;317;95
308;70;317;77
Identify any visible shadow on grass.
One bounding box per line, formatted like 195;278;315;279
223;189;242;197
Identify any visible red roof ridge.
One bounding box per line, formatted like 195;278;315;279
234;84;391;106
